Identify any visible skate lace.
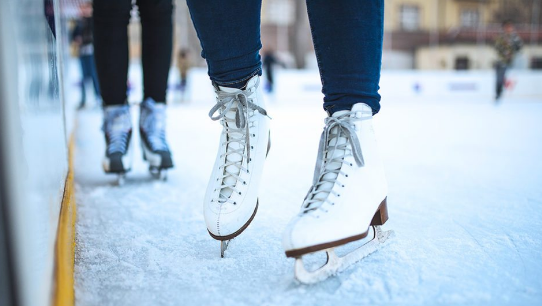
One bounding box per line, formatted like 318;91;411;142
141;101;169;151
103;106;131;155
302;111;369;214
208;80;270;204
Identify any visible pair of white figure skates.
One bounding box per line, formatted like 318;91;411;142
103;76;393;284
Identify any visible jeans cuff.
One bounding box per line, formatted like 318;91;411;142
212;68;262;88
325;99;380;116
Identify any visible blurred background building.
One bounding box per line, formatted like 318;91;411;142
383;0;542;70
61;0;542;71
60;0;539;71
167;0;542;71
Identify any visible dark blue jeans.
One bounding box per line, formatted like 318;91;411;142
495;63;508;99
80;54;101;104
186;0;384;114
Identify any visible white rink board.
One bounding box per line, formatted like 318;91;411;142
0;1;73;305
159;68;542;107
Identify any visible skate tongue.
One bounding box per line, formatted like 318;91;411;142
331;109;350;118
214;76;260;201
104;105;131;132
312;128;347;201
329;103;371;119
220;100;244;201
308;104;371;204
218;86;241;93
217;75;259;93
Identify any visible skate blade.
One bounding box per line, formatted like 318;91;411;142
293;226;394;285
116;173;126;186
149;167;168;181
220;240;231;258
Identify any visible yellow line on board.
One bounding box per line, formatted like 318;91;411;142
53;131;77;306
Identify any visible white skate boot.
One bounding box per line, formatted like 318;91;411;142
139;98;174;180
282;103;393;284
204;76;270;257
102;105;133;185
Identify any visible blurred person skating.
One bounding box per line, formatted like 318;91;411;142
494;20;523;101
176;49;191;94
186;0;391;282
262;49;284;93
93;0;174;182
71;1;101;110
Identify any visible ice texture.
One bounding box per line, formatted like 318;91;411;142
73;70;542;306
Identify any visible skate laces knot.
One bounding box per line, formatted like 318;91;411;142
141;101;168;151
302;111;369;213
103;106;131;155
208;79;270;204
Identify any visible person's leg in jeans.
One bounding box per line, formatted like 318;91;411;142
78;54;89;108
186;0;270;252
137;0;175;175
495;63;507;100
88;54;101;102
80;54;101;108
283;0;390;279
307;0;383;115
93;0;133;175
186;0;262;88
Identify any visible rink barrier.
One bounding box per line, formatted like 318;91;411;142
53;131;77;306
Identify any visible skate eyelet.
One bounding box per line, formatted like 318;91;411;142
251;146;254;149
234;202;237;205
238;192;241;195
342;185;345;188
243;181;247;185
350;163;353;166
345;174;349;177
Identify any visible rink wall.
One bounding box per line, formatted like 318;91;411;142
0;1;76;306
169;68;542;106
379;70;542;100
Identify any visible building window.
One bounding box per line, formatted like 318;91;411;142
455;56;470;70
400;5;420;31
460;8;480;28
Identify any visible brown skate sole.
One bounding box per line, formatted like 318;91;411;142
208;200;259;241
285;197;388;258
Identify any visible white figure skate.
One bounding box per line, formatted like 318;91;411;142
204;76;271;257
102;105;133;186
282;103;393;284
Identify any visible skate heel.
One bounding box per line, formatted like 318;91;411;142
370;197;388;226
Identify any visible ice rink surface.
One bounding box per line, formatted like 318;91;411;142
73;72;542;305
